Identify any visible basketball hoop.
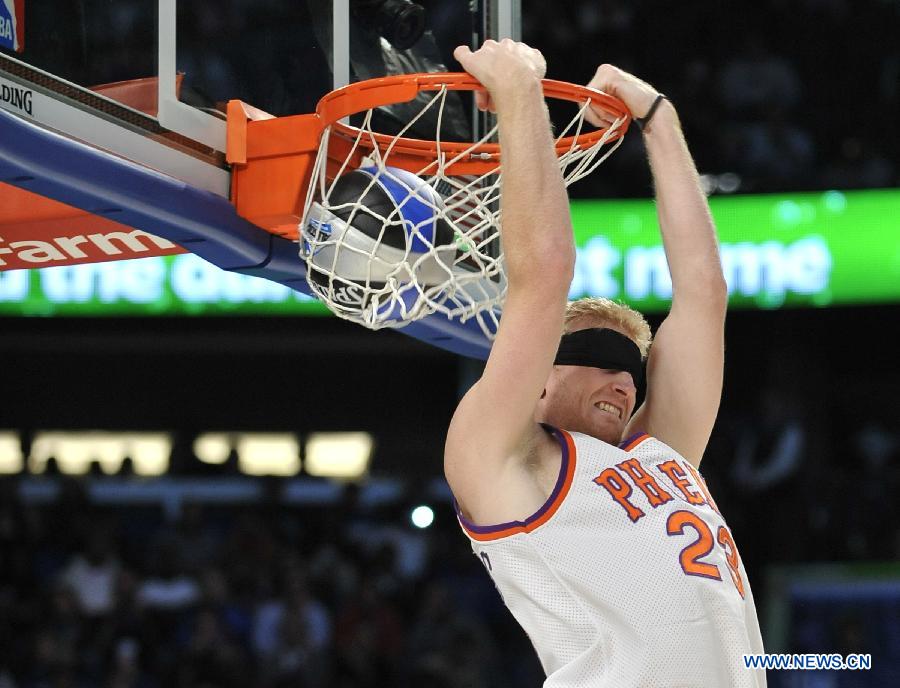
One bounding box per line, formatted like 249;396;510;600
299;73;632;339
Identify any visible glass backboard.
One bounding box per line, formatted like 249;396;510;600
0;0;521;358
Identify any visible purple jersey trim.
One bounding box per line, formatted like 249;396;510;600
618;431;648;449
453;425;571;535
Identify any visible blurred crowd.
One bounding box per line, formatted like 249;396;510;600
1;316;898;688
526;0;900;197
2;343;899;687
1;374;898;687
704;387;900;573
0;483;543;688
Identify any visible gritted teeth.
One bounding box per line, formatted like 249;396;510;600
594;401;622;419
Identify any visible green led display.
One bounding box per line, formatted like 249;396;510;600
1;189;898;316
569;188;900;311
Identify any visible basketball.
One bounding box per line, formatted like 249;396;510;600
301;166;456;313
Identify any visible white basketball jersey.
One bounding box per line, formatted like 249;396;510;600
455;427;766;688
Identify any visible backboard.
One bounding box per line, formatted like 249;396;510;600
0;0;521;358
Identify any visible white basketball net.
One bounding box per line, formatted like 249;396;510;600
299;84;627;339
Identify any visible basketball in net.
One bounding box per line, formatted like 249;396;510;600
299;73;632;336
302;165;458;321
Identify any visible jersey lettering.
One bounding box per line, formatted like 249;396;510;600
657;460;706;505
666;510;746;597
684;461;721;515
592;451;745;598
596;456;713;521
616;458;673;507
593;467;645;522
717;526;745;598
666;510;721;580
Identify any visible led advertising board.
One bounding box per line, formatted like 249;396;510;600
1;189;898;316
569;188;900;311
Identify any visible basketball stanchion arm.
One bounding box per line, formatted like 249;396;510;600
0;107;494;359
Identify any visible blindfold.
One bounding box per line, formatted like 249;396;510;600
553;328;644;387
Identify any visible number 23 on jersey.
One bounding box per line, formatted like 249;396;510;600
666;510;745;598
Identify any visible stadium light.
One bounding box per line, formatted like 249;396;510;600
27;432;170;475
0;431;23;474
236;433;301;476
304;432;373;480
193;433;232;464
126;435;171;476
410;505;434;529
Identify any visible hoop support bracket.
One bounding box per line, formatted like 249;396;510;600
226;101;323;239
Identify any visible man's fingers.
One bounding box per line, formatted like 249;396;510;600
588;63;662;124
584;109;604;128
454;45;473;66
456;40;543;101
588;64;618;92
475;90;495;113
584;98;616;129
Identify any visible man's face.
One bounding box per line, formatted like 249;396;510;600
538;365;637;443
536;320;639;443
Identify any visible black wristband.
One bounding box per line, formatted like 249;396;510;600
634;93;669;132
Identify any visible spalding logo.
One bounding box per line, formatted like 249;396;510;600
331;283;366;307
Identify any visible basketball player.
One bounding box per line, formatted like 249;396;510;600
445;40;767;687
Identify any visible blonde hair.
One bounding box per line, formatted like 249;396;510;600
564;297;653;359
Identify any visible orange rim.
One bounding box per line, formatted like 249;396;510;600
315;72;631;173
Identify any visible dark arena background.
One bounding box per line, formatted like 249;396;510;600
2;1;900;686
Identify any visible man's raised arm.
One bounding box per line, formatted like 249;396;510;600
588;66;729;467
444;41;575;524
